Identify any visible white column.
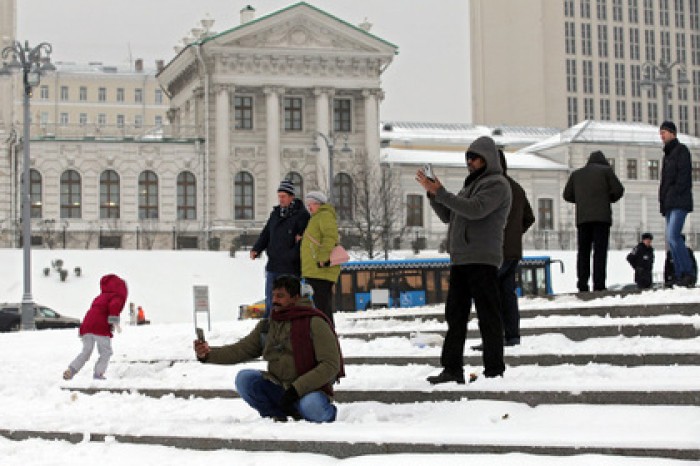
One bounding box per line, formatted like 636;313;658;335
364;89;381;166
265;86;282;207
314;87;331;192
214;84;231;221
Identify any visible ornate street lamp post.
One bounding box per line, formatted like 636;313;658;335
639;60;690;121
1;40;55;330
310;132;351;203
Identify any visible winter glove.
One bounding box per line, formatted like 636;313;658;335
280;386;300;415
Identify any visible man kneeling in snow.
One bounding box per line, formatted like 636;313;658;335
193;275;344;422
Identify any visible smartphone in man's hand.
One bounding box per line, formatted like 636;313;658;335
423;163;434;180
195;327;206;342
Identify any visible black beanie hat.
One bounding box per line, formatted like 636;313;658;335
660;120;677;134
277;179;295;196
641;232;653;241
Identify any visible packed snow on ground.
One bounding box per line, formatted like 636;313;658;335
0;248;698;465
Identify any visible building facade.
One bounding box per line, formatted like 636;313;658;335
471;0;700;135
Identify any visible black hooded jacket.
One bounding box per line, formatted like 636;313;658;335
659;137;694;216
252;198;310;275
563;151;625;226
499;151;535;260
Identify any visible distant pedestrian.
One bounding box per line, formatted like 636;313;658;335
563;150;624;292
658;121;695;287
416;136;511;383
627;232;654;289
497;150;534;346
301;191;341;325
137;306;150;325
251;179;310;318
63;274;128;380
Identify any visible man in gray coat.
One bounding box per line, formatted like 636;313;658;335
416;136;512;382
563;150;624;292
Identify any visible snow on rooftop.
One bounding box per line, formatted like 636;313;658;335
381;148;568;171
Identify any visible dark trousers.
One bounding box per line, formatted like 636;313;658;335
576;222;610;292
305;278;335;325
498;259;520;342
441;264;505;377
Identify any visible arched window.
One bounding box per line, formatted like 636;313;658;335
29;169;42;219
285;171;303;198
234;171;254;220
177;171;197;220
100;170;120;219
60;170;81;218
138;170;159;219
334;172;353;221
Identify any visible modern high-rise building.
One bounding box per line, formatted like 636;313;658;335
471;0;700;134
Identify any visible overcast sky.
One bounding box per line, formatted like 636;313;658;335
15;0;471;124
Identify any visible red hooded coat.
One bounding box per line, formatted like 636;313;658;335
79;274;128;338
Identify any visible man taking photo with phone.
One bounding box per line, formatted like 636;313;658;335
193;275;344;423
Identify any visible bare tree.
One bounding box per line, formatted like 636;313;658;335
138;219;159;250
347;158;405;259
39;219;57;249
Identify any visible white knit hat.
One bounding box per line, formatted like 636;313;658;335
305;191;328;204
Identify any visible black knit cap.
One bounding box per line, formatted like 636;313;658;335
660;120;677;134
277;179;295;196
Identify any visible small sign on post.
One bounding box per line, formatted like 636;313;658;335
193;285;211;331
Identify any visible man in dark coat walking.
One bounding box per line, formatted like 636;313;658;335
497;150;534;345
627;232;654;289
564;150;625;292
659;121;695;287
251;180;310;317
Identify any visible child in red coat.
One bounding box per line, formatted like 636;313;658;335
63;274;128;380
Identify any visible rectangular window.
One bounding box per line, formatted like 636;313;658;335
59;113;69;126
135;88;143;103
60;86;69;101
40;112;48;125
630;28;640;59
116;114;125;128
627;158;638;179
98;114;106;126
648;159;660;180
645;30;656;61
116;88;124;102
98;87;106;102
614;26;625;58
648;101;658;125
632;101;643;121
628;0;639;22
581;0;592;18
601;98;611;120
631;64;642;97
566;59;577;92
155;115;163;127
597;0;608;19
582;23;593;56
334;98;352;132
406;194;423;227
79;113;87;126
660;31;671;63
613;0;623;20
583;60;594;93
693;35;700;65
565;22;576;54
598;24;609;57
692;0;700;29
567;97;579;127
676;0;686;27
677;32;687;63
538;198;554;230
155;89;163;104
584;97;596;119
599;62;610;94
644;0;654;25
660;0;670;26
615;63;626;96
79;86;87;101
565;0;575;17
234;95;254;130
679;105;689;133
40;85;49;100
134;115;143;128
616;100;627;120
284;97;303;131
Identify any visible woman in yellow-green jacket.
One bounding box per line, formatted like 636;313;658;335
301;191;341;324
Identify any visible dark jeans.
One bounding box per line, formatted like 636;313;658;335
441;264;505;377
498;259;520;342
304;278;335;325
576;222;610;292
